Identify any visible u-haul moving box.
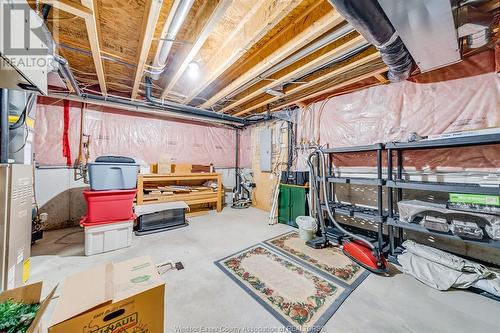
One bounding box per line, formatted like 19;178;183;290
48;256;165;333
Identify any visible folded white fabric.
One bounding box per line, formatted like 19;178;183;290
398;240;500;296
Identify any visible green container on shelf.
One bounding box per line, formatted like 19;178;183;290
449;193;499;206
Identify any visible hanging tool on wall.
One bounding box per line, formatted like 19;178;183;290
74;103;91;182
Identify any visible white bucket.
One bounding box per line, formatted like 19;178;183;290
296;216;317;242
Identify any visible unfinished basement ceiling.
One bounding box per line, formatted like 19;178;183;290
33;0;499;116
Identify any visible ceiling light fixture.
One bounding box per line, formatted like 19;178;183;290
187;61;200;79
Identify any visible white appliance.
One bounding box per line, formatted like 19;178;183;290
0;164;33;291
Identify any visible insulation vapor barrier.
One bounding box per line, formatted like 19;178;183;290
295;72;500;172
238;127;252;169
35;97;237;168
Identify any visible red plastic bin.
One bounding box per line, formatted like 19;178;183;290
83;189;136;223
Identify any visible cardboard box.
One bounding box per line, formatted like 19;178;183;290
48;256;165;333
151;163;172;174
172;163;192;174
0;282;56;333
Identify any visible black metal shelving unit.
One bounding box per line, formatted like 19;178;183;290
385;133;500;255
319;143;387;252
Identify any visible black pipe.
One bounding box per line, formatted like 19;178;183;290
144;77;247;125
235;129;240;194
0;89;8;163
327;0;414;82
41;4;51;21
287;121;293;172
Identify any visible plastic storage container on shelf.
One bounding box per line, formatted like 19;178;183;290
88;155;139;191
83;220;133;256
83;189;136;223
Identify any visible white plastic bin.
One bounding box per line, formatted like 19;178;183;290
88;163;139;190
296;216;318;242
84;220;133;256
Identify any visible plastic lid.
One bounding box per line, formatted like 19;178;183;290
95;156;136;163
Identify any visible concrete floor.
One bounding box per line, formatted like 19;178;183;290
30;207;500;332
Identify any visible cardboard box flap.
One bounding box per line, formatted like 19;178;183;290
0;281;42;304
50;256;162;326
50;264;113;326
112;256;162;302
26;285;57;333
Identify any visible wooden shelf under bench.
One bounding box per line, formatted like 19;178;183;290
136;173;223;212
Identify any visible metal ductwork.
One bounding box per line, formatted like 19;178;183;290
53;55;82;96
457;4;493;49
327;0;413;82
148;0;195;79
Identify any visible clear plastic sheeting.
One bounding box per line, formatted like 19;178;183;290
398;240;500;296
238;127;252;168
295;72;500;171
35;98;237;167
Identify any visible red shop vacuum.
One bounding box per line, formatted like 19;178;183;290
305;149;388;274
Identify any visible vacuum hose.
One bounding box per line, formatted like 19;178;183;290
310;148;375;250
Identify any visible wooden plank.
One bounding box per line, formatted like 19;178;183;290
221;35;366;113
271;66;388;111
216;174;222;212
41;0;93;18
234;52;381;116
182;0;302;105
199;6;344;109
137;174;144;204
374;73;389;84
160;0;233;100
81;0;107;96
131;0;164;99
186;209;210;217
140;173;220;181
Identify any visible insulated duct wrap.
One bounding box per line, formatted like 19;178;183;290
327;0;413;82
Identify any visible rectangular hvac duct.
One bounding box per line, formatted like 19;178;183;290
377;0;462;73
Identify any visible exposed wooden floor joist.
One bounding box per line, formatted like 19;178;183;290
271;66;388;111
181;0;303;105
160;0;233;100
221;34;367;113
234;51;381;116
199;3;344;109
80;0;107;96
131;0;164;99
38;0;499;112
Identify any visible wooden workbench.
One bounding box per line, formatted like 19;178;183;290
136;173;223;212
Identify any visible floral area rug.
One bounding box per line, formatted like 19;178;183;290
215;245;360;333
264;231;368;288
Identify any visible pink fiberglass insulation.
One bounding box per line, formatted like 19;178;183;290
35;98;237;168
238;127;252;168
295;72;500;171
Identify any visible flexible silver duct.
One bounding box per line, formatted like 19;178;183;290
148;0;195;79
